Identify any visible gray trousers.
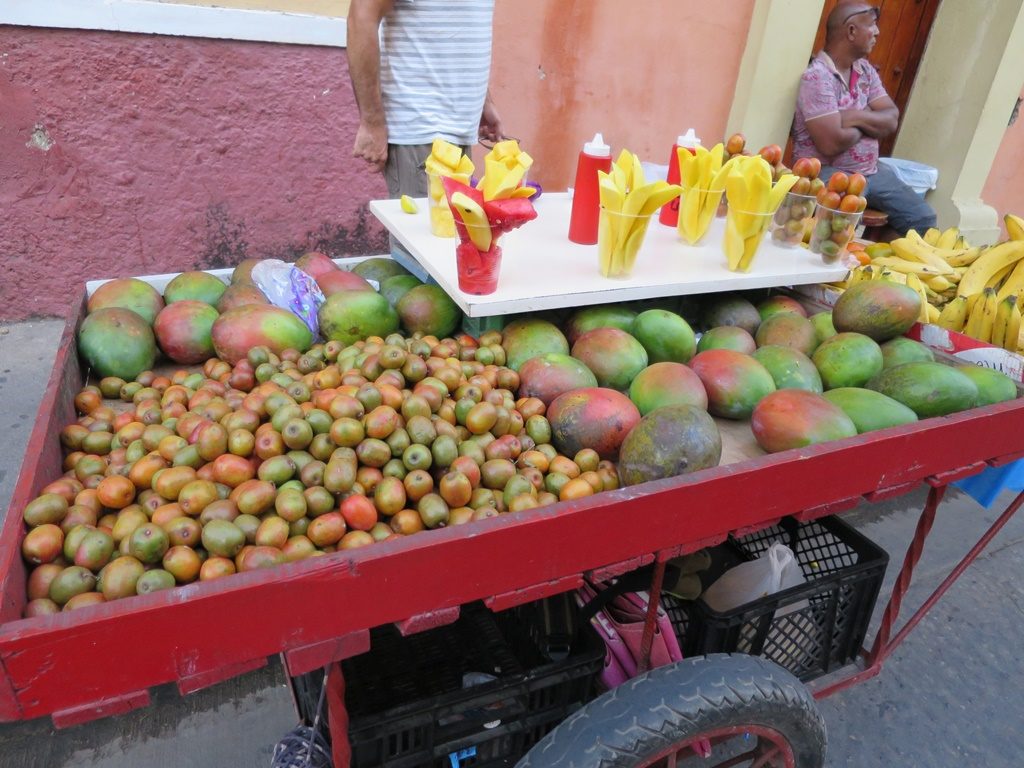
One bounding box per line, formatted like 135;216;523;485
820;162;937;235
384;142;473;199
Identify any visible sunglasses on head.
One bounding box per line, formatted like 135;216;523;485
844;7;880;25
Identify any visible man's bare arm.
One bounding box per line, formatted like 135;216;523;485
348;0;395;170
841;95;899;139
804;111;864;157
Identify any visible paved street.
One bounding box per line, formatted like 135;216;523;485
1;319;1022;767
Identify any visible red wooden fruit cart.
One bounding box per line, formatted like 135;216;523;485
3;279;1024;767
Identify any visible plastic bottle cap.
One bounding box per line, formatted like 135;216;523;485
583;133;611;157
676;128;701;148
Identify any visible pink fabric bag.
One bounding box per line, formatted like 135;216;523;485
577;580;683;690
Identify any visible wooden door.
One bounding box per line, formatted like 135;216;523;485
811;0;942;156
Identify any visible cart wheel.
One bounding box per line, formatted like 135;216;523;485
517;654;826;768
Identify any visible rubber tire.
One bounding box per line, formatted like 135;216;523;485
517;654;826;768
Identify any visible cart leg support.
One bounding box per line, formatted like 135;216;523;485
815;486;1024;699
327;663;352;768
637;558;667;674
867;484;946;666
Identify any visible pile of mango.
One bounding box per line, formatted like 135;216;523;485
25;326;633;613
688;284;1016;455
22;260;1021;616
840;213;1024;351
81;253;474;381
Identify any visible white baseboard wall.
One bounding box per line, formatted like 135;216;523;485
1;0;347;47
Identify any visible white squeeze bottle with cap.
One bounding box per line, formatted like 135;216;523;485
659;128;701;227
568;133;613;245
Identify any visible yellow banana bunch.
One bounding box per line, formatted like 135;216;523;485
841;265;873;288
892;233;957;274
676;143;732;244
868;226;1024;331
597;149;682;277
964;287;999;341
894;230;980;268
991;295;1015;348
870;256;948;278
1006;213;1024;241
964;291;1024;350
982;293;998;339
956;240;1024;297
945;247;983;268
879;269;907;285
722;156;798;272
905;273;930;322
1005;299;1023;352
425;139;475;236
937;296;969;332
935;227;961;250
925;275;955;292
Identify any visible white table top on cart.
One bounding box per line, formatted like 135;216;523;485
370;192;848;318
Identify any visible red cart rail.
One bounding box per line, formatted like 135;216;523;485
2;295;1023;734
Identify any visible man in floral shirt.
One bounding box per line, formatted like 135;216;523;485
792;2;936;236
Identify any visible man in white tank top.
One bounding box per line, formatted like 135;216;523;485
348;0;503;198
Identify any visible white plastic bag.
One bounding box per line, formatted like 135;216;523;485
250;259;325;337
702;543;805;613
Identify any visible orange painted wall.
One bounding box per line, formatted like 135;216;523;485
488;0;757;192
982;87;1024;235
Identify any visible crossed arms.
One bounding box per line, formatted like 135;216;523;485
805;96;899;157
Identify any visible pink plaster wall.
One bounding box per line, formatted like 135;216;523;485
981;88;1024;236
488;0;757;193
2;3;757;321
0;27;388;321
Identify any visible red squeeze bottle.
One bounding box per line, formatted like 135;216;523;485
568;133;612;244
658;128;702;227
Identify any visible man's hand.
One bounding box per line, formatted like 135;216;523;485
353;120;388;171
348;0;393;171
479;93;503;143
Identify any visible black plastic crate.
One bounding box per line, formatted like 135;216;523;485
294;598;602;768
664;515;888;681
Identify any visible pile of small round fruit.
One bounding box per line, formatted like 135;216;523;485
809;171;868;262
19;333;620;616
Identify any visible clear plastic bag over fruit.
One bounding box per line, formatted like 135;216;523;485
250;259;325;337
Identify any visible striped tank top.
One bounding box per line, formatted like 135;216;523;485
380;0;494;146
